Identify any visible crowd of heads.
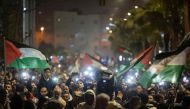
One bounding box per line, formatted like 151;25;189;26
0;67;190;109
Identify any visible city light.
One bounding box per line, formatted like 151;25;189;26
106;26;110;30
127;12;131;16
109;23;115;27
23;7;27;11
109;17;113;21
123;18;127;21
40;26;44;31
109;30;112;34
159;50;162;53
134;6;139;9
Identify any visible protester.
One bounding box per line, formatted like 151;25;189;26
77;89;96;109
38;68;55;97
95;93;110;109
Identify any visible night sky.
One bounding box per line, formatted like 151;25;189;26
36;0;146;33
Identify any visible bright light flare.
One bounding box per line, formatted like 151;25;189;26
119;55;123;61
87;67;92;71
134;6;139;9
127;12;131;16
109;17;113;21
58;64;61;68
52;77;58;82
106;26;110;30
40;27;44;31
159;81;165;86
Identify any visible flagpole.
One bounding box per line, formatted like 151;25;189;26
3;37;6;73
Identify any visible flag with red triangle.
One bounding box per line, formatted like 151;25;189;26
117;45;155;78
5;40;22;65
131;45;155;70
82;53;108;70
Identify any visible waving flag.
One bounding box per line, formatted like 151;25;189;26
138;56;173;88
117;45;155;78
82;53;108;70
131;45;155;70
117;46;132;55
5;40;22;65
7;40;50;69
153;47;190;84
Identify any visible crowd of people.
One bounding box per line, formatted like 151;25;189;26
0;68;190;109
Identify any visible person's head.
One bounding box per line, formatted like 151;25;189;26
77;80;84;89
154;94;165;103
31;81;37;89
121;82;127;91
95;93;110;109
44;68;51;78
136;85;143;94
53;85;62;98
84;89;95;105
40;87;48;96
129;96;141;109
148;95;154;103
150;90;156;96
10;93;24;109
11;78;17;86
44;101;64;109
4;81;13;93
63;85;69;93
62;91;70;102
106;101;124;109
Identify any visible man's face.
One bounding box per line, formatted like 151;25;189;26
5;84;12;93
62;93;70;102
40;87;48;96
11;80;16;86
78;81;84;89
53;85;62;98
148;95;154;103
31;82;37;88
45;70;51;78
136;85;143;94
63;86;69;93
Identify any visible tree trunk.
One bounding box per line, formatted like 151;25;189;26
184;0;190;34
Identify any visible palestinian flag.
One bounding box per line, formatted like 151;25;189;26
131;45;155;70
138;55;173;88
153;47;190;84
118;46;132;55
82;53;108;70
7;40;50;69
117;45;155;78
5;40;22;65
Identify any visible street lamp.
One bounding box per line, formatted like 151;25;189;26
134;6;139;9
127;12;131;16
40;26;44;32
